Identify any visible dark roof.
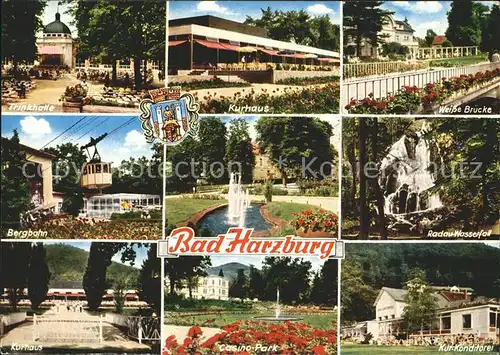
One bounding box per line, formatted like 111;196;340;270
395;20;414;33
1;136;56;160
44;12;71;35
432;35;447;45
170;15;267;38
49;280;83;289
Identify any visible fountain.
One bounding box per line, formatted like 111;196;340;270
227;172;251;227
255;287;301;322
378;122;444;232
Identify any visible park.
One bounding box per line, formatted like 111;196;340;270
1;114;163;240
2;1;165;113
340;243;500;354
163;256;338;354
0;242;160;353
167;2;341;114
164;115;340;238
341;116;500;239
342;0;500;114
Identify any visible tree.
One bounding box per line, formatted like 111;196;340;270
261;257;312;303
83;242;136;311
358;118;369;239
43;142;87;216
225;118;255;184
1;0;46;72
309;16;341;52
138;244;161;314
341;259;377;323
310;259;338;305
369;118;388;239
403;270;438;335
113;277;128;314
255;117;334;186
229;269;248;299
481;4;500;55
0;243;31;310
164;256;211;297
28;244;50;310
343;1;394;57
218;269;224;277
425;29;438;47
248;265;265;300
446;0;481;46
198;117;227;184
381;42;409;57
1;130;32;230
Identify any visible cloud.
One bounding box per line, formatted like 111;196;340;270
307;4;334;16
124;129;149;149
196;1;229;14
413;20;448;38
392;1;444;14
101;129;152;167
20;116;52;138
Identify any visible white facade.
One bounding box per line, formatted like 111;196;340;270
347;15;419;58
36;12;75;68
84;193;161;219
173;275;230;300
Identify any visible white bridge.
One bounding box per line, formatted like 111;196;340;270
342;62;500;113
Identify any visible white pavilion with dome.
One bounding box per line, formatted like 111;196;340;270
36;11;75;67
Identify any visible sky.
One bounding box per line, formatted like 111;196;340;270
216;115;341;153
42;241;151;268
41;1;78;36
169;1;341;24
380;1;497;39
209;255;327;273
1;114;153;167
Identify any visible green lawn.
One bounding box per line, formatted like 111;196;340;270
429;55;488;67
165;197;226;225
341;344;497;354
167;312;336;329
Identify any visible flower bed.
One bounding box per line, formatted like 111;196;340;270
196;83;340;114
163;322;337;355
345;68;500;114
275;76;339;86
14;218;161;239
291;209;338;234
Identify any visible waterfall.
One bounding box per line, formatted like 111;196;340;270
227;172;250;226
379;123;442;216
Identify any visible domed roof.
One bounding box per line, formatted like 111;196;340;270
44;13;71;35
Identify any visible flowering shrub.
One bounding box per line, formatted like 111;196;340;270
195;83;340;114
291;209;338;233
275;76;339;86
345;68;500;114
179;78;250;90
61;84;87;102
163;321;337;355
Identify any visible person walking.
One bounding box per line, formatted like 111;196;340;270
491;50;500;63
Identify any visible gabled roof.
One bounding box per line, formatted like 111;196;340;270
395;20;415;33
374;286;473;309
432;35;447;46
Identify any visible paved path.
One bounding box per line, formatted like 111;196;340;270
2;74;79;111
1;308;150;351
163;324;222;343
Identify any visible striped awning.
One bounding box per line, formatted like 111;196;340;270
168;40;187;47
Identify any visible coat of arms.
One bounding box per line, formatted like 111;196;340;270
139;87;199;145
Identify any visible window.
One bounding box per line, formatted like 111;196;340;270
385;316;388;320
441;315;451;330
462;314;472;329
392;315;395;319
103;164;109;173
379;317;382;321
96;164;102;173
260;158;263;166
490;312;497;328
396;35;400;41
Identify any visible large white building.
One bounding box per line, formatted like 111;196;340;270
343;286;500;343
347;15;419;59
172;275;230;301
36;12;75;68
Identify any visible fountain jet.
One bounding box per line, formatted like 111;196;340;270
227;172;250;227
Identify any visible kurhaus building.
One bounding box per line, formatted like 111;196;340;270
168;15;340;72
343;286;500;342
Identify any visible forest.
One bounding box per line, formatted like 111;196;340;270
341;242;500;324
342;117;499;239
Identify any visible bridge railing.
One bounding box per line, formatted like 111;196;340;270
344;61;430;79
127;316;160;344
342;62;500;109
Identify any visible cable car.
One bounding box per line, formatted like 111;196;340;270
80;133;112;190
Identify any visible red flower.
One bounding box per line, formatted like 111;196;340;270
187;326;203;338
312;345;327;355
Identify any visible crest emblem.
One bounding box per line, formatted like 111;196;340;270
139;87;199;145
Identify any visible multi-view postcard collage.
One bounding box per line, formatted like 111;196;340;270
0;1;499;355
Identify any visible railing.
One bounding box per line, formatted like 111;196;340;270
127;316;160;344
342;62;500;108
0;312;26;336
32;314;103;343
344;61;430;79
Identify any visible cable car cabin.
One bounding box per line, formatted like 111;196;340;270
81;162;112;190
